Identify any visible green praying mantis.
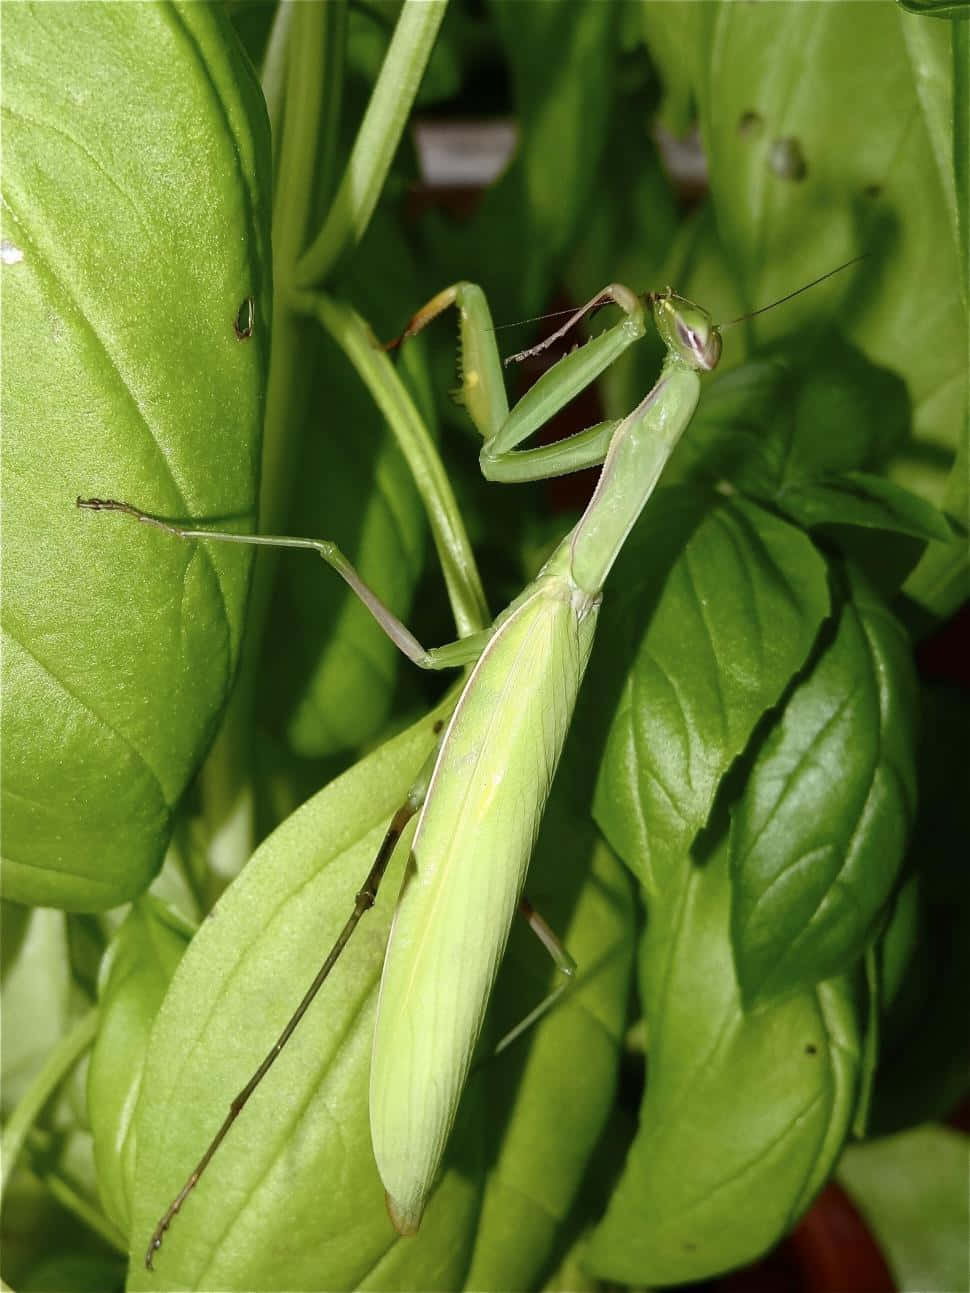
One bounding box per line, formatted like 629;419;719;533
78;258;859;1267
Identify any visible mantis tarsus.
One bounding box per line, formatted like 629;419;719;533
78;257;860;1267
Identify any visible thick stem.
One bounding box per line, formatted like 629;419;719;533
300;291;490;639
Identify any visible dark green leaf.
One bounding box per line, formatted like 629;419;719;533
1;2;272;909
897;0;970;18
776;471;953;541
21;1252;126;1293
593;489;829;896
670;334;911;498
730;565;919;1005
585;839;862;1286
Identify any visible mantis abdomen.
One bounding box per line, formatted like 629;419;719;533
370;555;600;1232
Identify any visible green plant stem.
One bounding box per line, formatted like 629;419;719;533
1;1008;99;1195
200;5;345;878
296;0;449;287
299;290;490;638
260;0;294;158
262;0;341;533
954;17;968;307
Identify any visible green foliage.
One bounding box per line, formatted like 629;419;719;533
1;1;272;908
2;2;966;1291
730;565;919;1005
586;838;861;1286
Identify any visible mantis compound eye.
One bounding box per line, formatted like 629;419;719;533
652;293;722;373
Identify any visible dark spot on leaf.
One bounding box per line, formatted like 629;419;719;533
805;1042;818;1055
738;110;763;138
864;183;882;199
234;296;255;340
768;136;808;182
683;1240;697;1251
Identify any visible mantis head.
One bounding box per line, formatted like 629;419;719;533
649;291;722;373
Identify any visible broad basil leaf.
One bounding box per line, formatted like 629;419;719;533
585;838;862;1286
593;488;829;895
671;334;910;497
658;5;963;468
730;564;918;1006
1;2;271;909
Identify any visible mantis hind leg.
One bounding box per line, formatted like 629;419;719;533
492;897;576;1057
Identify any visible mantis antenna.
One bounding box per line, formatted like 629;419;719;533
719;254;868;328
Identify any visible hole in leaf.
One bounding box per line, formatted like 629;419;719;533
738;110;763;138
768;136;808;182
234;296;255;340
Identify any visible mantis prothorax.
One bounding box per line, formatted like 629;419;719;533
78;257;860;1267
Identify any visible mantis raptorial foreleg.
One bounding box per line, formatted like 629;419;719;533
385;281;645;483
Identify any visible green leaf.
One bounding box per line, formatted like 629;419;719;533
88;898;193;1236
593;489;829;896
0;2;272;909
21;1253;126;1293
838;1125;970;1293
670;333;911;497
904;425;970;615
776;471;954;542
730;565;919;1005
585;838;862;1286
683;5;964;482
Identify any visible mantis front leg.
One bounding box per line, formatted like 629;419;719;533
385;281;648;483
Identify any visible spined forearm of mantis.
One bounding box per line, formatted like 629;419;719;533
78;258;860;1266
